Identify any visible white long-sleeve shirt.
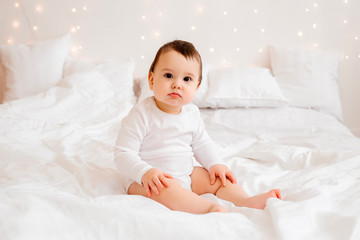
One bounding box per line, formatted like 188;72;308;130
114;97;223;185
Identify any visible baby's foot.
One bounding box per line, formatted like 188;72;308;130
241;189;281;210
208;203;227;213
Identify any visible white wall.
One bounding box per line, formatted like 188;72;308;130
1;0;359;135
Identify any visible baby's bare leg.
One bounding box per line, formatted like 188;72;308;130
128;178;226;214
216;183;281;209
191;167;281;210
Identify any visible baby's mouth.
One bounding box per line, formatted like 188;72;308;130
168;92;181;98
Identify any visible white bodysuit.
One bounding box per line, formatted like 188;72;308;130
114;97;223;192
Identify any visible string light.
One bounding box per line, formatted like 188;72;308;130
71;46;78;55
13;21;20;28
70;45;82;55
2;1;359;68
35;5;43;13
70;26;77;33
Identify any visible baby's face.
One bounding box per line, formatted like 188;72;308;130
148;50;200;114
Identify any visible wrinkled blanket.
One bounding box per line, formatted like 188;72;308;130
1;72;360;240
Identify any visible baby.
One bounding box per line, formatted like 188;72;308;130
114;40;281;214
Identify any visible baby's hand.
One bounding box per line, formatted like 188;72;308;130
209;164;237;187
141;168;173;197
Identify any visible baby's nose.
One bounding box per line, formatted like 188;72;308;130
172;79;182;89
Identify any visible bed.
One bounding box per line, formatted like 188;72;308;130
1;35;360;240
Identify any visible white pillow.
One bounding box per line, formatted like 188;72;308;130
63;57;135;102
192;64;212;108
269;45;343;120
204;67;288;108
137;75;153;103
0;64;4;103
1;71;117;124
0;34;70;102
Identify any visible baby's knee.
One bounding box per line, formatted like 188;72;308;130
154;178;183;195
128;179;182;197
207;177;233;195
213;178;234;193
165;178;182;188
147;178;186;201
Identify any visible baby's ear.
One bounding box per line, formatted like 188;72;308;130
196;80;201;89
148;72;154;90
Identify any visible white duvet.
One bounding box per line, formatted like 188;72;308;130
1;71;360;240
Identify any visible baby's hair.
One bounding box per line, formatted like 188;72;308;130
149;40;203;84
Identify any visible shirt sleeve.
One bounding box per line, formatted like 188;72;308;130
191;110;224;170
114;106;152;185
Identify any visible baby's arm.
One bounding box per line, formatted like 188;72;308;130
115;106;175;196
191;108;236;186
114;107;154;186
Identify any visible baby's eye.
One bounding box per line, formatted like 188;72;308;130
183;77;192;82
164;73;173;79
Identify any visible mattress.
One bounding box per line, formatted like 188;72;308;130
1;73;360;239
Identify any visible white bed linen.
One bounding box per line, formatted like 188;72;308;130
1;74;360;239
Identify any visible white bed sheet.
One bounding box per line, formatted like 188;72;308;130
1;72;360;239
